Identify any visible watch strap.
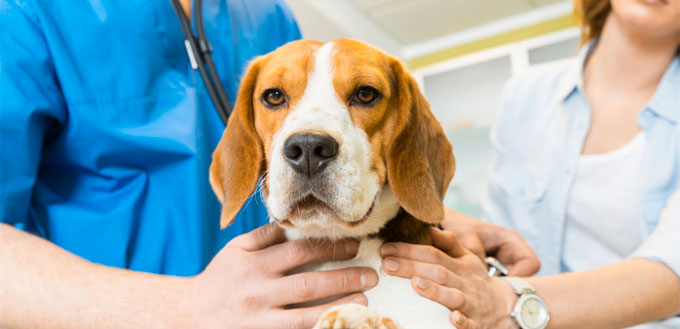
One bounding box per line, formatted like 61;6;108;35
501;276;536;295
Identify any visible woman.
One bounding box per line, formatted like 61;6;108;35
380;0;680;327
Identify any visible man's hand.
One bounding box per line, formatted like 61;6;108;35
190;223;378;329
442;208;540;276
0;222;376;329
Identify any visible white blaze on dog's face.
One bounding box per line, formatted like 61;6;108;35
209;39;455;240
265;42;396;239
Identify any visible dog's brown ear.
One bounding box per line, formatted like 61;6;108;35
385;58;455;224
210;57;265;229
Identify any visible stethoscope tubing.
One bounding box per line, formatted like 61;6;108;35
170;0;233;125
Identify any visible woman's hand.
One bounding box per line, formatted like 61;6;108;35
380;227;518;329
442;208;540;276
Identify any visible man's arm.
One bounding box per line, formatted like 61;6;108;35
0;223;194;328
0;223;377;329
0;4;190;326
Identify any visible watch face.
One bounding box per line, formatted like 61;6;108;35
517;295;549;329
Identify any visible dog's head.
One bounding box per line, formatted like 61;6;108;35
210;39;454;239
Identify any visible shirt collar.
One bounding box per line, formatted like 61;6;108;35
556;38;597;102
557;38;680;124
646;56;680;124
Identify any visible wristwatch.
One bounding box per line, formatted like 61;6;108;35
501;277;550;329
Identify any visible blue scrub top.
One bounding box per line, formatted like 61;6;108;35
0;0;301;276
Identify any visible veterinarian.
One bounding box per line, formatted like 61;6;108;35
0;0;372;327
0;1;541;328
381;0;680;328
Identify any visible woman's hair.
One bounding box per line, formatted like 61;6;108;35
573;0;611;45
574;0;680;52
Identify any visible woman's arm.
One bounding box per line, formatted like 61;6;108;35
532;190;680;328
527;259;680;329
381;228;680;329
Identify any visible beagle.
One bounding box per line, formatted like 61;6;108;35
210;39;455;329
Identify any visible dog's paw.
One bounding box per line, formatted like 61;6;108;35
313;304;401;329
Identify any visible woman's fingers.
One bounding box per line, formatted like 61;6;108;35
451;311;479;329
409;276;466;311
379;229;469;277
441;208;486;260
382;257;461;289
478;224;541;276
507;257;541;276
429;227;468;258
380;242;453;268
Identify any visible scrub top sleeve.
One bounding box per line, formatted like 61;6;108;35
0;1;67;227
630;189;680;278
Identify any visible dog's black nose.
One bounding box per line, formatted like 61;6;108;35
284;133;338;178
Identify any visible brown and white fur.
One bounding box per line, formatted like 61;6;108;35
209;39;456;329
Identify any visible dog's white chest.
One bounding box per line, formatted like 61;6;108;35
312;238;454;329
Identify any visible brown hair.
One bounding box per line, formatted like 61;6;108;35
574;0;611;45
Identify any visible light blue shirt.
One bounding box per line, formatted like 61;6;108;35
483;39;680;276
483;41;680;326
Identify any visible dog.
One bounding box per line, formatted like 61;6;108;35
209;39;455;328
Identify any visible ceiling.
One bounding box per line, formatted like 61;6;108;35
286;0;570;58
350;0;564;44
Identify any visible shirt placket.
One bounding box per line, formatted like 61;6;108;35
555;91;591;272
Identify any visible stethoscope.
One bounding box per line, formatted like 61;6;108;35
170;0;233;125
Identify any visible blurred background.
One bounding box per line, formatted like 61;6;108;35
286;0;581;218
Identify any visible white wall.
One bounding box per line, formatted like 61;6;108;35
417;29;580;217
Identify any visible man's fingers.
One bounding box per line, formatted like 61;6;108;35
228;223;286;251
507;258;541;276
278;293;367;329
261;238;359;273
410;276;466;311
429;227;468;258
271;268;377;306
382;257;461;289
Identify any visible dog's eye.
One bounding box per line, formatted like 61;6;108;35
262;88;287;108
352;86;380;106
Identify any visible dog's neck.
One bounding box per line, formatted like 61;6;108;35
278;185;435;245
373;209;434;245
282;207;434;246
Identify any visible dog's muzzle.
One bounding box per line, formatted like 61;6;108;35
284;133;339;178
